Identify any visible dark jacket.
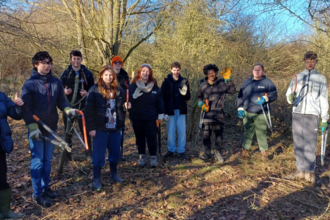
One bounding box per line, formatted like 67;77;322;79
85;85;126;132
21;69;69;134
60;65;95;109
198;78;236;123
161;74;191;115
0;92;24;154
237;75;277;114
117;68;130;90
129;82;165;121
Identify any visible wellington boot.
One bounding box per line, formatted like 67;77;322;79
150;156;157;168
0;188;24;219
109;162;123;183
138;154;147;167
93;166;102;191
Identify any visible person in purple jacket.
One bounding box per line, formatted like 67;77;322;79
21;51;77;208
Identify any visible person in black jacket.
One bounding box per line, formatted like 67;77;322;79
85;65;127;191
237;63;277;161
197;64;236;163
161;62;190;159
60;50;94;161
0;92;24;219
21;51;77;207
129;64;165;168
111;55;130;161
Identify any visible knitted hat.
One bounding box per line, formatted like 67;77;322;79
111;56;123;67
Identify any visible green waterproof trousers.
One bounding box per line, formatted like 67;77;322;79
242;111;268;151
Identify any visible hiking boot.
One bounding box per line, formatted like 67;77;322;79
305;172;316;183
32;195;53;208
178;152;188;160
237;149;250;159
93;166;102;191
0;188;24;218
164;151;175;158
150;156;157;168
138;154;147;167
44;188;59;199
214;150;224;163
200;153;213;160
285;170;305;180
261;150;269;162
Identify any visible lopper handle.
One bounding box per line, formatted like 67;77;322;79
205;99;209;106
75;110;89;150
33;115;40;122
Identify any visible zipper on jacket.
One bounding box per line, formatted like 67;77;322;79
303;71;311;114
45;82;51;125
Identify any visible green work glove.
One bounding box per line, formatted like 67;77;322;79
321;122;328;131
288;92;297;102
198;101;204;108
64;107;77;117
28;123;41;140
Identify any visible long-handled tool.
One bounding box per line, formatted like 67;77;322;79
258;94;273;135
198;99;209;130
33;115;71;152
321;123;329;166
120;81;130;158
156;119;162;157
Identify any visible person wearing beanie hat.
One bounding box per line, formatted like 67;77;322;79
198;64;236;163
111;55;130;161
285;51;329;183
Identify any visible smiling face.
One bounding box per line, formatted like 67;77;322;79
113;61;123;73
253;65;264;80
171;67;181;80
305;58;317;70
70;56;83;69
101;70;114;86
141;67;150;82
207;69;217;82
34;58;52;75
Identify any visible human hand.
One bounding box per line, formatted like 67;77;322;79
179;84;188;95
237;110;245;119
164;114;169;121
64;107;77;117
220;67;231;83
198;101;205;108
13;92;24;106
289;92;297;102
80;89;88;97
64;86;72;95
124;102;131;109
321;122;328;131
89;130;96;137
28;123;41;140
201;104;209;112
256;96;267;105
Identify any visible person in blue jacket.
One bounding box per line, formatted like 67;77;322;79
129;64;165;168
0;92;25;219
21;51;77;208
85;65;127;191
237;63;277;161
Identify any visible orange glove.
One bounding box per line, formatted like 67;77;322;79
201;104;209;112
220;67;231;83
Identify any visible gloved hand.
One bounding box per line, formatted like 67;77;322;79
220;67;231;83
256;96;268;105
288;92;297;102
198;101;204;108
28;123;41;140
164;114;169;121
158;113;164;121
201;104;209;112
64;107;77;117
179;84;188;95
237;110;245;119
321;122;328;131
133;87;143;99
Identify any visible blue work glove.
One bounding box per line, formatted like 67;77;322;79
237;110;245;119
321;122;328;131
256;96;266;105
198;101;204;108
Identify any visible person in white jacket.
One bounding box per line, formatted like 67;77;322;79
285;51;329;183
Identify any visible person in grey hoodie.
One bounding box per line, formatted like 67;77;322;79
285;51;329;183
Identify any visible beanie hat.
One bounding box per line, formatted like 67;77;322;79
111;56;123;67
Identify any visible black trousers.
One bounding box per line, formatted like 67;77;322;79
203;122;224;152
63;112;92;153
131;119;157;156
0;151;10;190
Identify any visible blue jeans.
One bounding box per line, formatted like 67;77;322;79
29;132;55;197
92;130;122;167
166;110;186;153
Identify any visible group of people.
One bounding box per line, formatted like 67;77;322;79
0;50;328;217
